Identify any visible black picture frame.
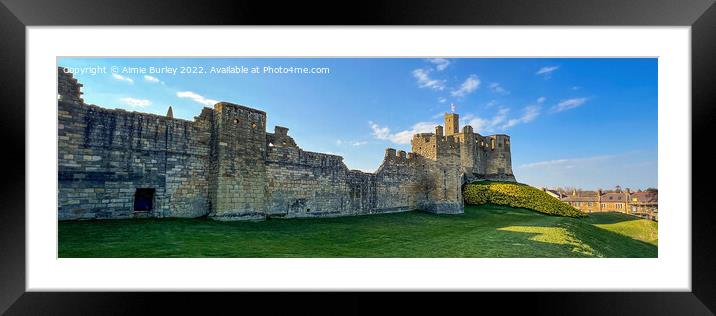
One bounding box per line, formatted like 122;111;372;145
1;0;714;314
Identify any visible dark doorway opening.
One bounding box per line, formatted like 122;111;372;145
133;188;155;212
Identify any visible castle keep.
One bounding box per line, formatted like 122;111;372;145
57;68;515;221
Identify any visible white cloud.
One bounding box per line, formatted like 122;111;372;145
521;158;570;168
144;75;160;83
461;108;509;133
460;113;476;121
390;122;437;144
519;155;616;169
461;103;540;133
537;96;546;104
462;116;489;133
522;106;540;122
368;121;391;140
502;105;540;129
489;82;509;95
427;58;450;71
536;66;559;78
120;97;151;108
337;139;368;147
624;160;657;168
369;121;437;145
322;151;344;157
553;97;588;112
438;97;447;103
431;111;447;119
451;74;480;97
111;73;134;84
176;91;219;106
351;167;376;173
412;68;446;90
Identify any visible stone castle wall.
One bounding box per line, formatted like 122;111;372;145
263;145;464;219
265;147;429;218
265;146;359;218
57;99;213;220
57;68;466;221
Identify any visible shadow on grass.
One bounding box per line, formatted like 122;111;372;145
582;212;648;224
565;220;657;257
496;225;597;257
494;216;658;258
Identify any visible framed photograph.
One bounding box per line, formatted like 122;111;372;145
1;0;715;314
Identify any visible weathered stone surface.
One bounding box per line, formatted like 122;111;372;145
58;68;211;220
57;67;515;221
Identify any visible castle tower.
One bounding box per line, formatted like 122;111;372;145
484;134;515;181
166;105;174;118
444;112;460;136
460;125;476;174
411;133;438;160
209;102;268;220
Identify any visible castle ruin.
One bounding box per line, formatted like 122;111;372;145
57;68;515;221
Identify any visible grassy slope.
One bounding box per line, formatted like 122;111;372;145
583;212;658;246
59;205;657;258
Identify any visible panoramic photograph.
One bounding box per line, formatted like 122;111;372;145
56;57;658;258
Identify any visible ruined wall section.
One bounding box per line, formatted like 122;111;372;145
373;150;423;213
57;101;213;220
265;143;458;218
265;145;424;218
266;126;298;148
265;146;364;218
58;68;84;104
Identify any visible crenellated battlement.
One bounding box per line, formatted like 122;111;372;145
381;148;423;163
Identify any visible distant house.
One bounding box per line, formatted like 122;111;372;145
600;191;630;212
557;186;658;221
562;190;602;213
542;188;568;200
629;191;658;221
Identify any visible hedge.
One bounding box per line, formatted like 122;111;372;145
463;181;586;217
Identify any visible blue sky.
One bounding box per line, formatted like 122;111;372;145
58;57;658;190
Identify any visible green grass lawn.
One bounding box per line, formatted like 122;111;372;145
58;205;657;258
